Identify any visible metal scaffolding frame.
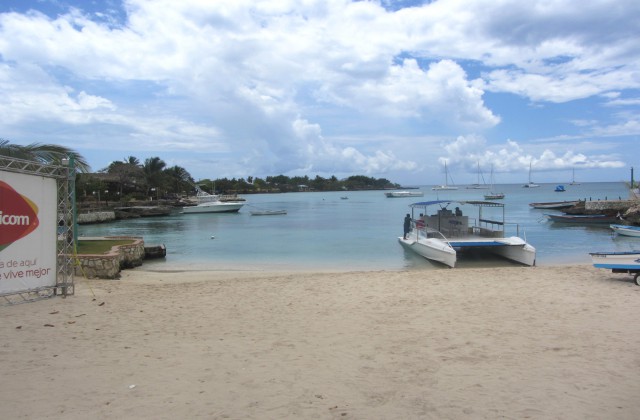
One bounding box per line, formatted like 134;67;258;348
1;156;75;305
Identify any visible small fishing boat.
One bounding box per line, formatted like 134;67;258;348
385;190;424;198
398;200;536;268
545;213;620;224
250;209;287;216
610;224;640;237
529;200;579;210
589;251;640;285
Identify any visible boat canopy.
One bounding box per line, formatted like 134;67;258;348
410;200;504;208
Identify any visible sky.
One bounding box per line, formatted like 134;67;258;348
0;0;639;185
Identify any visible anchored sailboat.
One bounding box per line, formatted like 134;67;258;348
522;161;539;188
432;161;458;190
484;164;505;199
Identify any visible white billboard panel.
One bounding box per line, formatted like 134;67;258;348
0;171;57;294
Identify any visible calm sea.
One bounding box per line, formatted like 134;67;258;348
78;182;636;271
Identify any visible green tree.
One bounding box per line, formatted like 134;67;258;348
0;139;90;172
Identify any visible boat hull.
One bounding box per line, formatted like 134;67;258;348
529;201;578;209
182;202;244;213
398;236;457;267
546;214;619;224
590;251;640;270
385;191;424;198
399;235;536;267
610;224;640;237
250;210;287;216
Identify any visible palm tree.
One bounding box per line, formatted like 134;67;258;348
0;139;90;172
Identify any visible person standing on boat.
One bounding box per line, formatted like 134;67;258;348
403;213;411;239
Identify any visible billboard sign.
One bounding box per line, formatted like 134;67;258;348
0;171;57;294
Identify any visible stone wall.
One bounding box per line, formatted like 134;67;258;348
585;199;637;212
77;211;116;224
72;236;145;279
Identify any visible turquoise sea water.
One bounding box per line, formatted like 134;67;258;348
78;182;636;271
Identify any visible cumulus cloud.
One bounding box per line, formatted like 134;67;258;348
0;0;637;180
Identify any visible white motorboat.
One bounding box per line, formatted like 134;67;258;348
385;190;424;198
398;200;536;268
610;224;640;237
590;251;640;285
182;187;244;214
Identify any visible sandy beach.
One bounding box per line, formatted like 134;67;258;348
1;264;640;419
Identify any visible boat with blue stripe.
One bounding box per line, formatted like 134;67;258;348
398;200;536;268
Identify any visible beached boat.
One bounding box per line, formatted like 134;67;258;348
250;209;287;216
432;162;458;191
182;187;244;214
529;200;579;210
522;162;539;188
610;224;640;237
589;251;640;285
398;200;536;268
545;213;620;224
385;190;424;198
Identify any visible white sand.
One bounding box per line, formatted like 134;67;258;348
1;264;640;419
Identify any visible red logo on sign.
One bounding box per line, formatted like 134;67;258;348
0;181;40;252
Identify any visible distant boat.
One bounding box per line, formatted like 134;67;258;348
545;213;620;224
432;162;458;190
340;196;349;200
466;161;489;189
484;164;505;200
182;187;244;214
250;209;287;216
385;191;424;198
554;185;566;192
522;162;539;188
569;168;580;185
529;200;579;210
610;224;640;237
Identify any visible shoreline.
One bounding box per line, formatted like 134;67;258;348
2;264;640;419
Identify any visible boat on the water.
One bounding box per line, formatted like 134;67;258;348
432;162;458;191
385;190;424;198
398;200;536;268
522;161;539;188
545;213;620;224
529;200;579;210
182;187;245;214
250;209;287;216
589;251;640;285
483;164;504;199
466;161;489;189
554;185;566;192
610;224;640;237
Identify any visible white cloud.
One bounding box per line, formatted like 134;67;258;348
0;0;638;180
